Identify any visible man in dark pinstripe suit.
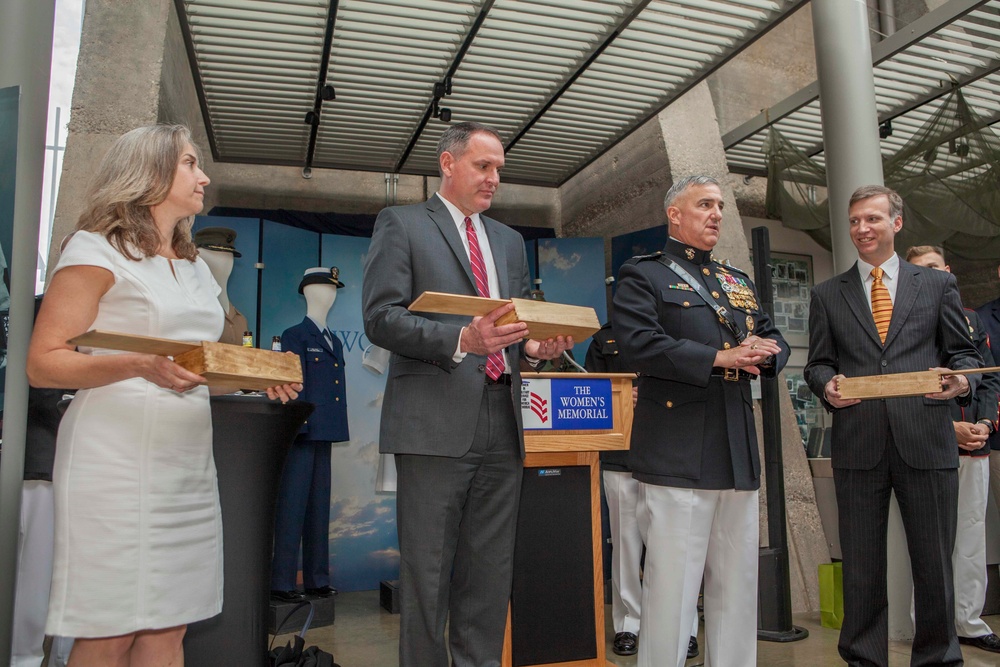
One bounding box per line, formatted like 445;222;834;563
805;185;982;667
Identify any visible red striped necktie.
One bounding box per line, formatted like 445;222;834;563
465;216;504;381
870;267;892;343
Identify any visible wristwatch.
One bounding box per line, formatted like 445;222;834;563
976;419;995;435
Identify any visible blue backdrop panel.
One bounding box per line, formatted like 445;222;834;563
193;216;261;334
610;225;667;289
260;221;319;349
320;235;398;592
535;237;607;356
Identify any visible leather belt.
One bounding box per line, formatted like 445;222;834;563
485;374;513;386
710;367;755;382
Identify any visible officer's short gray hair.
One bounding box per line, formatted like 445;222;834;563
664;175;721;210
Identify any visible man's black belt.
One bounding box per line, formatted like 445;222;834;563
486;374;513;386
710;368;755;382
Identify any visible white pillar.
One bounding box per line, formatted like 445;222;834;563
0;1;55;661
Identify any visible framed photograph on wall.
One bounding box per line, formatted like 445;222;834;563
770;252;813;348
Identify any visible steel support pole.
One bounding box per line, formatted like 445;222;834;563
812;0;884;274
0;1;56;663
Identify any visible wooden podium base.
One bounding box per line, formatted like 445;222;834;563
501;372;635;667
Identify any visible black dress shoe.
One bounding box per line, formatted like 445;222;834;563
959;633;1000;653
270;589;303;602
687;636;699;658
612;631;638;656
305;585;338;598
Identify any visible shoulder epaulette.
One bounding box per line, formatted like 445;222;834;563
721;260;750;277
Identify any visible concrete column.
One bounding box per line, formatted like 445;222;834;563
48;0;172;274
812;0;884;274
0;0;56;661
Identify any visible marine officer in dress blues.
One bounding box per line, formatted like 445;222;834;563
270;267;350;602
613;175;789;667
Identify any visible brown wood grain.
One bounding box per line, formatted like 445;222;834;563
68;330;199;356
174;342;302;390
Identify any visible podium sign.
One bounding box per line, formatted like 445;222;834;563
521;377;613;430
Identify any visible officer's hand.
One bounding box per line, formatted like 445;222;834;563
824;375;861;409
713;340;778;376
525;336;573;361
461;303;528;356
954;421;989;450
925;368;970;400
266;381;303;404
138;354;206;393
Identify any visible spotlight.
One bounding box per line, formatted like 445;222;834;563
439;107;452;123
957;142;970;158
320;84;336;101
304;110;319;127
432;101;452;123
879;120;893;139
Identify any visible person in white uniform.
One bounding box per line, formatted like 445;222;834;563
26;125;300;666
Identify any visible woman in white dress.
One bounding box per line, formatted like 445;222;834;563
26;125;301;666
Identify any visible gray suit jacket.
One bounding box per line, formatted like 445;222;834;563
804;259;982;470
362;194;531;458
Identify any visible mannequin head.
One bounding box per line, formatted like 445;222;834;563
198;247;234;285
303;283;338;326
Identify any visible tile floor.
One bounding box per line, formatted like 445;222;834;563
273;591;1000;666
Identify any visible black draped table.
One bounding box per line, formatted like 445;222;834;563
185;395;313;667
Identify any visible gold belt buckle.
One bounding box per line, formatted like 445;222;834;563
723;368;739;382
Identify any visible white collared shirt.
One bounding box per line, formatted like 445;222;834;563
857;253;900;313
436;192;510;372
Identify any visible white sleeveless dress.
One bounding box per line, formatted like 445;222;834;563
46;231;226;637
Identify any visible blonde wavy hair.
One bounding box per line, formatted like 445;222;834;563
74;124;202;261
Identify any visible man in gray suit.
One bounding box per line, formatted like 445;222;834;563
805;185;982;667
362;121;571;667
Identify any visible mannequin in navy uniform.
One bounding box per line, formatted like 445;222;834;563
613;175;789;667
270;267;349;601
193;227;249;346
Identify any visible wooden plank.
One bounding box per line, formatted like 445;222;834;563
838;366;1000;400
408;291;601;341
174;342;302;391
408;291;509;316
69;330;199;356
524;433;627;453
837;370;941;400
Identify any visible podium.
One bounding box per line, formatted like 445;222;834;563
503;372;635;667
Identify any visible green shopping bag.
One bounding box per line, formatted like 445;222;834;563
818;562;844;629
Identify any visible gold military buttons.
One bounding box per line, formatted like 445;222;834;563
335;397;340;401
683;301;690;307
723;342;731;349
712;291;720;298
666;401;673;408
702;268;710;275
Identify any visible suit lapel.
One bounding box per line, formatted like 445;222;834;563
883;262;919;350
482;217;510;299
839;265;883;348
426;196;477;292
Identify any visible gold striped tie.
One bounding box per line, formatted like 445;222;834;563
871;267;892;343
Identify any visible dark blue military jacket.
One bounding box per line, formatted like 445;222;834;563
282;317;349;443
613;238;790;491
952;308;1000;457
586;321;632;473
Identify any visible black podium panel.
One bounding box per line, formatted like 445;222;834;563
185;396;312;667
511;465;596;666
